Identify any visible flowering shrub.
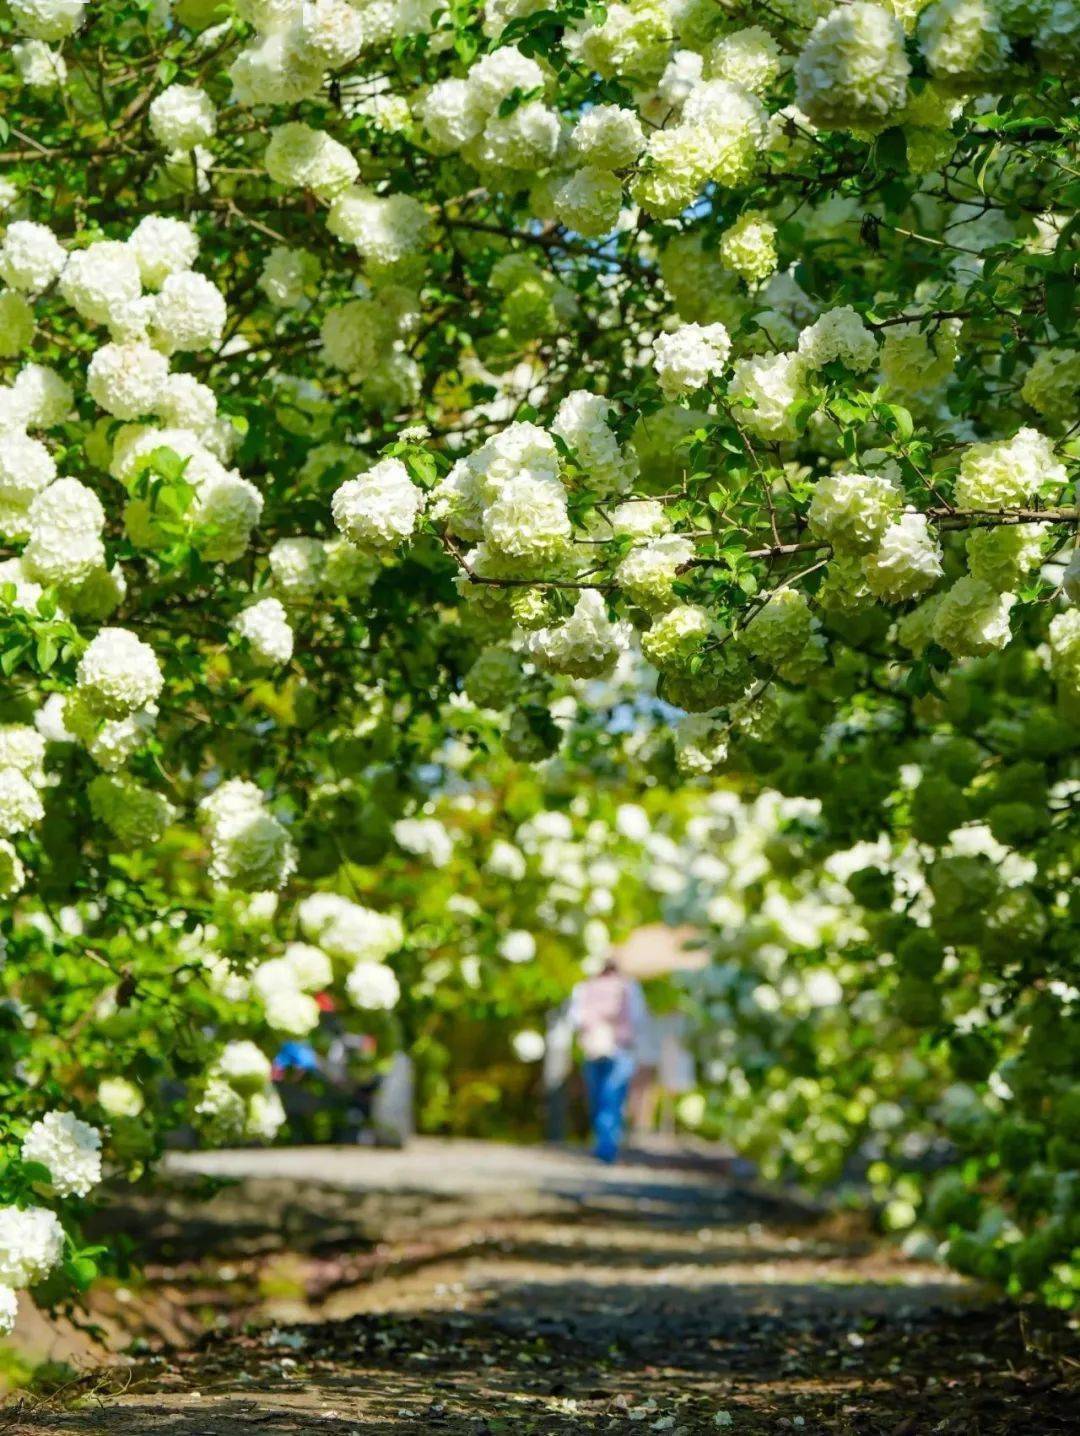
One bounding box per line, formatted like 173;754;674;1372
0;0;1078;1328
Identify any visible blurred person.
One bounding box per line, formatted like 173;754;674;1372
569;959;650;1163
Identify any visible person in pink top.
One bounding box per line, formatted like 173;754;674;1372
568;959;650;1163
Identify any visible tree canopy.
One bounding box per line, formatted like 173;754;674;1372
0;0;1078;1329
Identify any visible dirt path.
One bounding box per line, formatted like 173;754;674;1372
3;1142;1076;1433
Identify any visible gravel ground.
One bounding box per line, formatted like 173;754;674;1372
3;1141;1076;1434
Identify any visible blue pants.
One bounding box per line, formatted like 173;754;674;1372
583;1051;636;1163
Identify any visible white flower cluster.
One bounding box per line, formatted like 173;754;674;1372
327;188;431;274
431;421;570;566
953;428;1065;510
0;1203;66;1333
526;590;630;678
251;945;329;1035
393;815;455;867
233;597;295;666
728;351;807;441
718;211;777;283
332;457;425;553
551;391;638;499
148;84;216;153
195;1041;285;1145
862;514;944;601
295;892;403;1012
421;47;559;174
7;0;85;43
931;576;1016;657
75;627;163;719
709;26;782;96
299;892;404;962
88;773;176;849
0;724;46;845
230;0;435;108
654;322;732;399
13;39;67;90
797;306;878;374
616;533;694;612
345;959;401;1010
114;418;263;564
199;779;297;892
97;1077;144;1119
21;1110;103;1198
264;122;359;199
633;79;766;218
807;470;901;553
794;3;910;130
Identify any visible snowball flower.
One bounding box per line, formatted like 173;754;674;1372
552;167;623;239
468;45;545;111
332;458;424;551
128;216;200;289
953;428;1065;511
346;959;401;1010
148;85;217;152
282;942;333;992
527;590;629;678
512;1030;546;1062
58;240;144;331
862;514;943;601
931;577;1016;657
258;246;319;308
98;1077;145;1119
23;478;106;587
201;780;296;892
0;430;56;506
233;597;295;665
151;271;226;352
0;291;35;358
746;588;814;666
269;536;325;598
728;352;807;440
500;929;536;963
718;211;777;283
327;188;430;271
393;816;454;866
918;0;1010;83
551;390;637;499
76;628;164;718
87;341;170;419
709;26;782;95
616;533;695;612
0;768;44;837
795;3;910;130
571;105;645;169
966;523;1046;592
0;1206;65;1288
421;78;486;153
294;0;367;68
0;1285;16;1336
12;39;67;89
264;123;359;200
798;306;878;373
8;0;85;42
0;221;66;294
21;1111;102;1197
807;471;901;553
263;987;321;1035
483;474;571;562
654;322;731;399
11;361;72;426
216;1039;273;1093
